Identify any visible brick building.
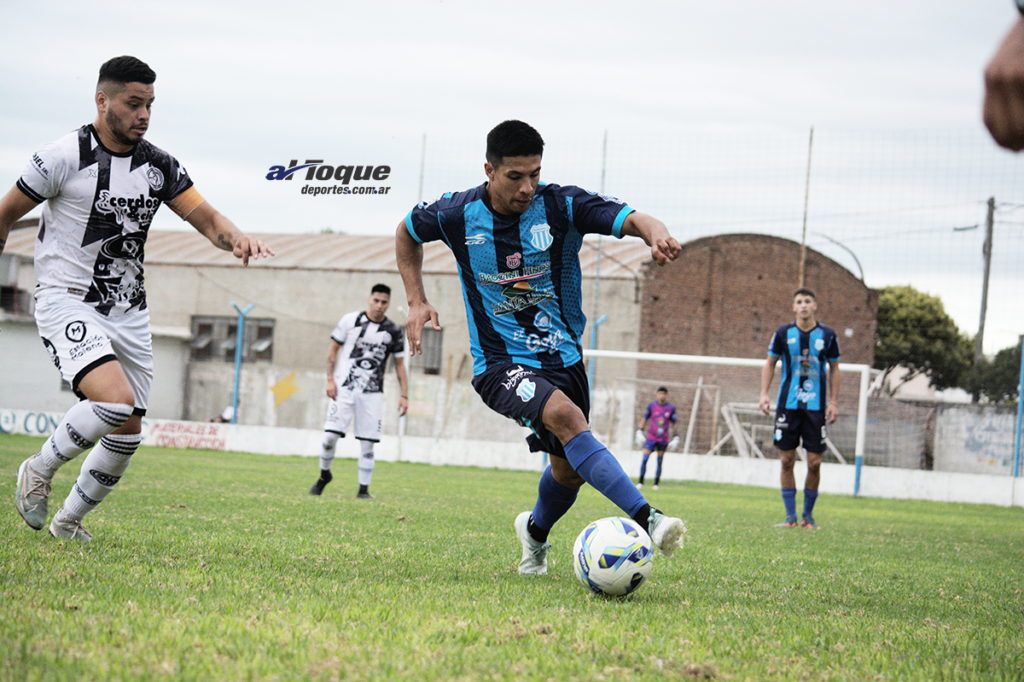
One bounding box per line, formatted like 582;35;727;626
635;233;878;454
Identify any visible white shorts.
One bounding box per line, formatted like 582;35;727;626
34;290;153;414
324;389;383;442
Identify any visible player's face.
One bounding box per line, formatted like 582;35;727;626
99;82;154;150
657;391;668;404
484;155;542;215
367;292;390;322
793;295;817;321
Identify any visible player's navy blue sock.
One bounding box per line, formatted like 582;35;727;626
782;487;797;519
803;489;819;516
654;456;664;484
530;465;578;542
639;454;650;483
564;431;646;518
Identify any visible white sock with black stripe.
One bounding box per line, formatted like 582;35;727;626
357;440;375;488
32;401;133;478
60;432;140;521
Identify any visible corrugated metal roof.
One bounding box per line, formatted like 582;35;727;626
2;225;651;279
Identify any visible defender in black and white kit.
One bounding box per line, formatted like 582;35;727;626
0;56;274;542
309;284;408;499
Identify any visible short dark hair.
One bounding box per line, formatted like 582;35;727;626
657;387;668;393
97;56;156;90
486;120;544;167
793;288;816;300
371;283;391;296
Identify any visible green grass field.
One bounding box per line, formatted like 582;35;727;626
1;433;1021;681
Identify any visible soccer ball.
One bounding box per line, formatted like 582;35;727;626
572;517;653;596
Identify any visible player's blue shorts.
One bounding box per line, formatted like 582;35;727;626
643;438;669;452
773;408;827;453
471;360;590;459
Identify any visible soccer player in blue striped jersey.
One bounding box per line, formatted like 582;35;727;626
759;288;842;530
396;120;687;575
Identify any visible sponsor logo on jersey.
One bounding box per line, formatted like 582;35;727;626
31;153;50;179
529;223;553;251
145;166;164;191
493;284;555;316
513;328;565;355
516;378;536;402
477;263;549;286
502;366;534;390
465;233;487;246
506;252;522;269
95;191;160;228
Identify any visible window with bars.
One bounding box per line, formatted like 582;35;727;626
190;316;274;363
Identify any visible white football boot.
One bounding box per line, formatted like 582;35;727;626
648;510;686;557
514;511;551;576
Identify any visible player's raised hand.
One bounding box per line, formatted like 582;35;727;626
406;301;441;356
650;234;680;265
232;234;275;266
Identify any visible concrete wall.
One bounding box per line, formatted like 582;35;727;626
3;410;1020;508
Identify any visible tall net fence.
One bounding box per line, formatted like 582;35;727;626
418;127;1023;401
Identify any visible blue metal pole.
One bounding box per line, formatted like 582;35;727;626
1014;339;1023;477
231;302;254;425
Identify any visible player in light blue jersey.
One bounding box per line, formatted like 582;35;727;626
396;120;688;575
759;288;841;530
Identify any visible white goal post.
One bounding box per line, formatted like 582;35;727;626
582;349;873;497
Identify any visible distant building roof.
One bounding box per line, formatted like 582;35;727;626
2;225;650;279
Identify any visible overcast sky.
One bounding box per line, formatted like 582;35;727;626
1;1;1021;352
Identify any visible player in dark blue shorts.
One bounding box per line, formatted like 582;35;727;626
397;120;687;575
759;288;842;530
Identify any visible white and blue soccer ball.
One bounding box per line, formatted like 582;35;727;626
572;517;653;596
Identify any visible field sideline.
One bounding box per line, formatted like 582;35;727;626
1;433;1021;681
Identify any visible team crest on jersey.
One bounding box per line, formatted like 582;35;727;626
145;166;164;191
529;223;553;251
516;379;536;402
815;338;825;351
506;252;522;269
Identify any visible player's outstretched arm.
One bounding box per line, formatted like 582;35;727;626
0;184;41;257
181;201;274;266
984;17;1024;151
620;212;680;265
759;356;778;415
396;220;440;357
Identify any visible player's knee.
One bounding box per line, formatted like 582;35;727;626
322;432;340;450
542;394;587;440
551;457;585;489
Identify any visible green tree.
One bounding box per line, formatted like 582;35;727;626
873;285;974;394
964;341;1022;404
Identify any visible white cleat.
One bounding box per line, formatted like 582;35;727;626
514;511;550;576
648;510;686;557
49;509;93;543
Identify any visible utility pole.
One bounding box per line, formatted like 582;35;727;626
975;197;995;367
798;126;814;287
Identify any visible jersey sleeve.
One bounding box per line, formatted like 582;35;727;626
389;324;406;356
644;403;652;419
160;155;194;203
562;186;635;238
826;332;841;362
767;329;784;357
16;142;69;203
670;406;677;423
330;313;356;345
404;195;448;244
